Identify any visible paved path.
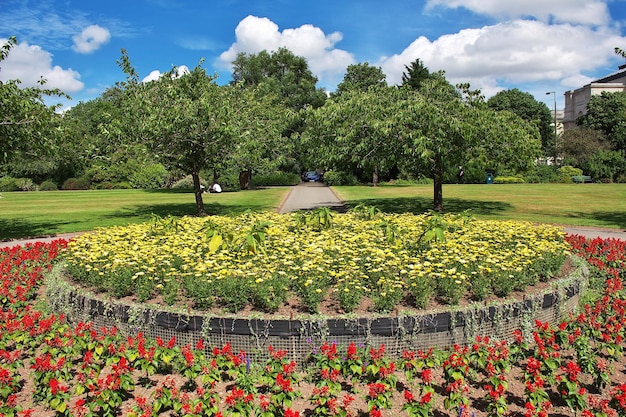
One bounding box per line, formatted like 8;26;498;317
278;182;346;213
1;183;625;248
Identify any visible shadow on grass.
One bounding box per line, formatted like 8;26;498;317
0;219;71;241
572;210;626;230
107;202;273;219
344;196;512;216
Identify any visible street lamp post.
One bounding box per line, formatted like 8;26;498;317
546;91;558;164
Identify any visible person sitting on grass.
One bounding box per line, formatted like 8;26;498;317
209;182;222;193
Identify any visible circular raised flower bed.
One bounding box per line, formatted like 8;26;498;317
48;251;587;362
50;211;586;361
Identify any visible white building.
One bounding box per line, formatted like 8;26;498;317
563;64;626;131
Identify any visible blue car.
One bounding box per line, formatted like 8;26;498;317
303;171;322;182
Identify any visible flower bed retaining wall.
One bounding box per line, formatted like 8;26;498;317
46;257;588;362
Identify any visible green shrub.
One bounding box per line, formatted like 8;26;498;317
93;181;115;189
171;176;200;190
557;165;583;183
390;177;433;185
323;170;358;186
15;178;36;191
0;177;19;192
62;177;91;190
0;177;37;191
251;172;300;186
525;165;559;183
39;180;58;191
129;163;168;189
217;172;241;191
113;182;132;189
494;176;525;184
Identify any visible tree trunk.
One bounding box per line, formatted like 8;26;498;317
192;172;207;216
433;158;444;212
372;165;379;187
239;170;251;190
212;169;220;183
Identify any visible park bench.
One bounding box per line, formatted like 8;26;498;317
572;175;592;183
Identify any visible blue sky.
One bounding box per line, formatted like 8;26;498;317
1;0;626;111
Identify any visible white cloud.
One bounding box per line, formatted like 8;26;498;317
0;39;83;92
141;65;190;83
218;15;354;85
72;25;111;54
425;0;610;26
141;70;163;83
377;20;626;98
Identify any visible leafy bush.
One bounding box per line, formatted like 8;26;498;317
557;165;583;183
586;150;626;183
113;182;132;189
0;177;37;191
494;176;525;184
93;181;116;189
62;177;91;190
525;165;559;183
251;172;300;186
129;163;168;189
172;176;203;190
217;172;240;191
389;177;433;185
323;170;358;186
39;180;58;191
15;178;36;191
0;177;20;191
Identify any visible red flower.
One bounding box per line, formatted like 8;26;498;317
284;409;300;417
420;391;433;404
276;373;293;392
421;368;433;384
369;407;383;417
347;342;358;359
404;389;415;402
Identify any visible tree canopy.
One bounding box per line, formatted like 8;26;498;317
487;88;553;154
115;51;292;215
304;77;542;210
332;62;387;97
0;37;67;164
578;91;626;152
303;85;404;186
230;47;326;110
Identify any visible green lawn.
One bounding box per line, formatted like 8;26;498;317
333;183;626;230
0;188;290;240
1;183;625;240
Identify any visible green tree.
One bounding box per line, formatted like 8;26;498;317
401;58;432;90
223;85;295;189
230;47;326;110
586;150;626;182
0;37;67;164
332;62;387;97
138;63;235;215
303;85;403;186
117;51;289;214
456;82;486;108
578;91;626;152
560;127;610;169
402;87;541;210
487;88;553;154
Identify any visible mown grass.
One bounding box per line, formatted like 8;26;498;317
334;183;626;230
1;183;625;240
0;188;289;240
